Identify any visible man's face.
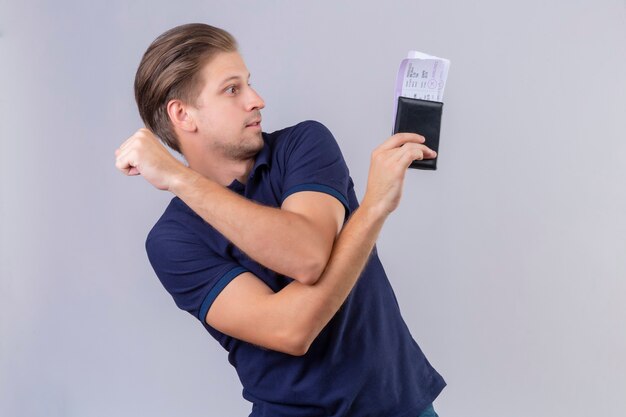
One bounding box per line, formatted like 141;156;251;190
188;51;265;161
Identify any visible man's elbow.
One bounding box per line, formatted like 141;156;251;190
274;326;316;357
282;340;310;357
292;255;328;285
294;269;322;286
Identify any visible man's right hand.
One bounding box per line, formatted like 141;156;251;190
114;128;188;191
361;133;436;217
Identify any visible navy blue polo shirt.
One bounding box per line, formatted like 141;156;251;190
146;120;446;417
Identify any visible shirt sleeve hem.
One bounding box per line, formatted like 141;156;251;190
281;183;350;218
198;266;249;322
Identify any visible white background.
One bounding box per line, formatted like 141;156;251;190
1;1;625;416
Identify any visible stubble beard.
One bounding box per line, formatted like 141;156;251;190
214;131;264;161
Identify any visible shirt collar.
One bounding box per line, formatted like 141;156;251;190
228;133;271;193
248;132;271;180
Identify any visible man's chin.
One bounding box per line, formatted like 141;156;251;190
245;132;263;149
230;135;264;160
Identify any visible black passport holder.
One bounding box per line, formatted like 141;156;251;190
393;96;444;170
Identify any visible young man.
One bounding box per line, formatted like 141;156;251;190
115;23;445;417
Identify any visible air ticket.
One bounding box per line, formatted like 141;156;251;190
395;51;450;102
392;50;450;127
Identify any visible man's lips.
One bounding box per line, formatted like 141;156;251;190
245;119;262;128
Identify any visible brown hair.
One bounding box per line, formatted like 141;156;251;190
134;23;238;153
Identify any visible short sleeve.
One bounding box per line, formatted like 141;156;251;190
279;121;351;214
145;219;248;323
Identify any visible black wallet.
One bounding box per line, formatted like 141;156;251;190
393;96;444;170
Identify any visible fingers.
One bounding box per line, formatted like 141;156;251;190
370;139;437;175
114;127;182;191
374;133;436;168
384;142;437;168
115;138;141;176
114;128;156;176
376;132;425;152
114;147;138;176
119;128;152;150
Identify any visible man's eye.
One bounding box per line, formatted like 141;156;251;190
226;85;238;94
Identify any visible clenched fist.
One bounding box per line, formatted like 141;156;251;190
114;128;188;191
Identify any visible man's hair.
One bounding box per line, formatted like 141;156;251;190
134;23;238;153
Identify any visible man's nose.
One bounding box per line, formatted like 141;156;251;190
246;87;265;111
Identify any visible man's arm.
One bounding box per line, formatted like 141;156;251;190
115;128;344;285
169;171;344;285
205;133;436;356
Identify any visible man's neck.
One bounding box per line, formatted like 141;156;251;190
187;155;256;187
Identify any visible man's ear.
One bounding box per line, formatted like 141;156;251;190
167;99;197;133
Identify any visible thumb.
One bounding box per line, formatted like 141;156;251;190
128;167;141;176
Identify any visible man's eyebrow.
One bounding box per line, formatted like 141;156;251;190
218;73;251;86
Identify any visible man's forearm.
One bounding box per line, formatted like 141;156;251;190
254;132;433;355
169;168;334;284
268;201;387;354
200;132;433;356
